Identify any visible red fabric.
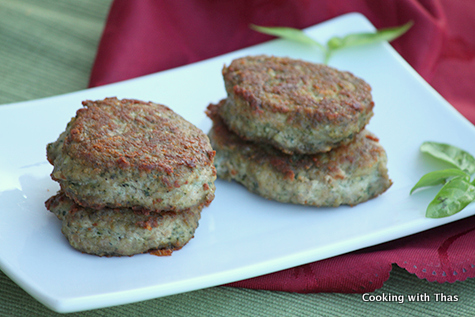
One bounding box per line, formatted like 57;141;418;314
228;218;475;293
89;0;475;292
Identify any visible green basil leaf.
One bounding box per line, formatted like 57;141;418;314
410;168;470;194
420;142;475;174
250;24;326;50
426;177;475;218
327;37;344;50
328;21;413;50
250;22;412;64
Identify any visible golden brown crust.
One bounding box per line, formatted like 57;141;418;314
63;97;215;173
222;55;374;124
47;97;216;212
218;55;374;154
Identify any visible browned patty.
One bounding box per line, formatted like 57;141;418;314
220;55;374;154
47;97;216;211
45;191;201;257
207;102;392;207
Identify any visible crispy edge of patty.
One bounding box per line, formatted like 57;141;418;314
47;97;216;211
218;97;370;154
220;55;374;154
56;97;216;171
207;104;392;207
45;192;202;257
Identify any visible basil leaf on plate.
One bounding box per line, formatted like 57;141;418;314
420;142;475;174
327;21;413;50
250;21;412;64
411;142;475;218
250;24;326;50
426;176;475;218
410;168;470;194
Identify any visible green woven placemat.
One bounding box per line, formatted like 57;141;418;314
0;0;109;104
0;0;474;315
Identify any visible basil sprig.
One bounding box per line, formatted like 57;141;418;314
410;142;475;218
251;21;413;64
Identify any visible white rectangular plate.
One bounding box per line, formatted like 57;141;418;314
1;13;475;313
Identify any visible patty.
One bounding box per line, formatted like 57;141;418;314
220;55;374;154
207;103;391;207
47;97;216;211
45;192;202;256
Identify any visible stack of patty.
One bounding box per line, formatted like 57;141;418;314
207;55;392;207
45;97;216;256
